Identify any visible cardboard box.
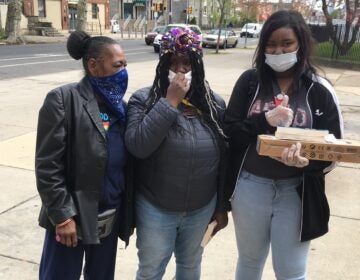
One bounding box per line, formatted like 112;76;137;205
256;135;360;163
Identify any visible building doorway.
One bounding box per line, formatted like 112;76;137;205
69;6;78;31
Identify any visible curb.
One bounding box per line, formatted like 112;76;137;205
314;57;360;71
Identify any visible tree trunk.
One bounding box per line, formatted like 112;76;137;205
216;10;224;54
322;0;360;56
5;0;22;43
77;0;87;31
0;8;3;30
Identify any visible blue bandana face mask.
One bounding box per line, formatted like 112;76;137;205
88;68;128;123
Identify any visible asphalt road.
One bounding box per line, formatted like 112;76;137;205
0;40;159;80
0;37;258;80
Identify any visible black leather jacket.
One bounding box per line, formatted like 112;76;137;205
35;77;134;245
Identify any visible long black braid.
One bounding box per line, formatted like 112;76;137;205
145;52;225;138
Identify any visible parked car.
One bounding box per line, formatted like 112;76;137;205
240;23;262;38
145;26;166;45
202;29;238;48
153;23;203;53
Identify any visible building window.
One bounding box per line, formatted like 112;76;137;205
92;4;98;19
38;0;46;17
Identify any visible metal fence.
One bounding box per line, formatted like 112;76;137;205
309;24;360;65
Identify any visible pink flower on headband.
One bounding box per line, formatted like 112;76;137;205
160;28;202;56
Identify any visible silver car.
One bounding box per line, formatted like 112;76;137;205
202;29;238;48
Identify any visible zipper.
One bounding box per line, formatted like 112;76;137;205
229;84;260;201
184;118;195;210
305;82;314;128
229;145;250;201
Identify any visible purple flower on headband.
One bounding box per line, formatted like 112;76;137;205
171;28;182;37
160;27;202;56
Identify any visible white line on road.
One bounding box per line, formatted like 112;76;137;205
0;59;73;68
0;51;153;68
0;48;151;62
0;54;68;61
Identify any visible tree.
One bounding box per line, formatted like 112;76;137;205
5;0;22;43
237;0;258;24
292;0;312;19
322;0;360;55
76;0;87;31
215;0;231;53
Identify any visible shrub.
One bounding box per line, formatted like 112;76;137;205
189;17;197;25
315;42;360;64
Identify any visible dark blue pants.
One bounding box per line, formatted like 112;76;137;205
39;216;120;280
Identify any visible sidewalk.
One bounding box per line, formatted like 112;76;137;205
0;45;359;279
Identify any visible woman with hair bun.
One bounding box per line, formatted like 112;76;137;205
35;31;134;279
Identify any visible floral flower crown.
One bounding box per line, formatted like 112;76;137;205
160;28;202;56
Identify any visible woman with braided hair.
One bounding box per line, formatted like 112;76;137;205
125;28;229;280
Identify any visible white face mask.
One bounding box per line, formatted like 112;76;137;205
265;49;298;72
168;70;192;87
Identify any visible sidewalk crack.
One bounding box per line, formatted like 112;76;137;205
0;194;38;215
0;253;39;266
331;214;360;221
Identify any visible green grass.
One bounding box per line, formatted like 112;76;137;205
315;42;360;64
0;28;6;40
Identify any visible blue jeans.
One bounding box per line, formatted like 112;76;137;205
231;170;310;280
135;194;216;280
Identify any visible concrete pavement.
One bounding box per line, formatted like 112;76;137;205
0;37;359;279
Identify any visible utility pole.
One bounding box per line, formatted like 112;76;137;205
244;0;248;49
199;0;203;27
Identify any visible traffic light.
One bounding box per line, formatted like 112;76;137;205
188;6;192;14
157;3;161;12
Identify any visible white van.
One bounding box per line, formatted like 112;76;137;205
240;23;262;38
110;19;120;33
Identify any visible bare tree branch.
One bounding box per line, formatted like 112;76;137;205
322;0;360;55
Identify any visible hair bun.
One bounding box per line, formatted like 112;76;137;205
67;31;91;60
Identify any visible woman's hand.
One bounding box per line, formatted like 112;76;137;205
166;73;190;107
271;142;309;168
212;211;228;236
265;95;294;127
55;218;78;247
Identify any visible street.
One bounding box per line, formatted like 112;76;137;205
0;40;158;80
0;37;258;80
0;42;359;279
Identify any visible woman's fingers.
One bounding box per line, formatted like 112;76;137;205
287;144;297;162
280;142;309;167
56;219;78;247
